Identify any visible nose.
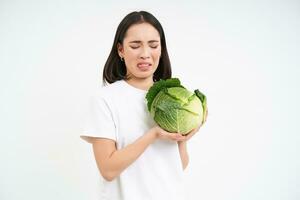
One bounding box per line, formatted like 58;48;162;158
139;47;150;59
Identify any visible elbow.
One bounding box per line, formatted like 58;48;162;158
100;170;118;182
94;159;118;181
102;174;115;182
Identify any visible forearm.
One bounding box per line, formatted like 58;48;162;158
104;130;157;180
178;141;189;170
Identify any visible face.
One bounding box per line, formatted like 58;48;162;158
118;23;161;82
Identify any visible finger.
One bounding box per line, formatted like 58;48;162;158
159;129;186;141
171;133;183;140
183;129;197;141
186;132;195;139
161;129;174;135
185;133;194;140
187;127;198;135
170;133;185;141
204;109;208;123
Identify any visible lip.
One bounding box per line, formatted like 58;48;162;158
137;62;152;66
137;62;152;71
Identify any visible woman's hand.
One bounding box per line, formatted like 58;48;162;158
151;126;186;142
151;107;208;142
180;124;201;141
180;107;208;142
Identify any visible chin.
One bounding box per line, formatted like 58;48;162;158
135;70;154;76
133;73;153;80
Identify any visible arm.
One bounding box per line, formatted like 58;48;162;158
91;129;156;181
177;107;208;170
176;122;206;170
89;126;185;182
178;141;189;170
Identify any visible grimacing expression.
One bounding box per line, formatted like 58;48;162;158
118;23;161;80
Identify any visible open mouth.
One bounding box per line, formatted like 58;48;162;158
137;63;152;71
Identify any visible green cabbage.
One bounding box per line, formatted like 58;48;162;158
146;78;207;135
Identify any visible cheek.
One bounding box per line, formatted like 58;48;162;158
125;49;139;59
153;49;161;59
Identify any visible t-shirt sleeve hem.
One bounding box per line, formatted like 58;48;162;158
80;130;116;143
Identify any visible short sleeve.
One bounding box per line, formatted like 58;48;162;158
80;95;117;142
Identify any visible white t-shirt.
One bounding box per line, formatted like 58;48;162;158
81;80;186;200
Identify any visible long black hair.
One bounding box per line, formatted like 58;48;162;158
102;11;172;85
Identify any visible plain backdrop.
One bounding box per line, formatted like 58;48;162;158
0;0;299;200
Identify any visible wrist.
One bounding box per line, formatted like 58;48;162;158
178;140;187;146
147;127;158;142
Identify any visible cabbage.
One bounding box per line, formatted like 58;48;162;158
146;78;207;135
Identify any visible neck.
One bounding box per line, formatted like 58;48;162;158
125;77;154;91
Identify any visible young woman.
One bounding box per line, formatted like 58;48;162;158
81;11;204;200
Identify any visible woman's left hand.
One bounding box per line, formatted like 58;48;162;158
180;124;201;141
180;108;208;141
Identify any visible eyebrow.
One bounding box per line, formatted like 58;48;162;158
129;40;160;44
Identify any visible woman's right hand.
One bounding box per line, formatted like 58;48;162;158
150;126;186;142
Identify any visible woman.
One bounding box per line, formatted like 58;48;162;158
81;11;203;200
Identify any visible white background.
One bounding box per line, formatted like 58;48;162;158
1;0;299;199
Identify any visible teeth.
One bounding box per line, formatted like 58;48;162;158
138;64;150;67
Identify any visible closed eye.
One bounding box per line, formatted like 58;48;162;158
130;46;140;49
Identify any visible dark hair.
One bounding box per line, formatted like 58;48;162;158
102;11;172;85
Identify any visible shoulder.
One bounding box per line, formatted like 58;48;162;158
93;80;124;101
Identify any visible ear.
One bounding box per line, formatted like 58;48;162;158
117;43;124;58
